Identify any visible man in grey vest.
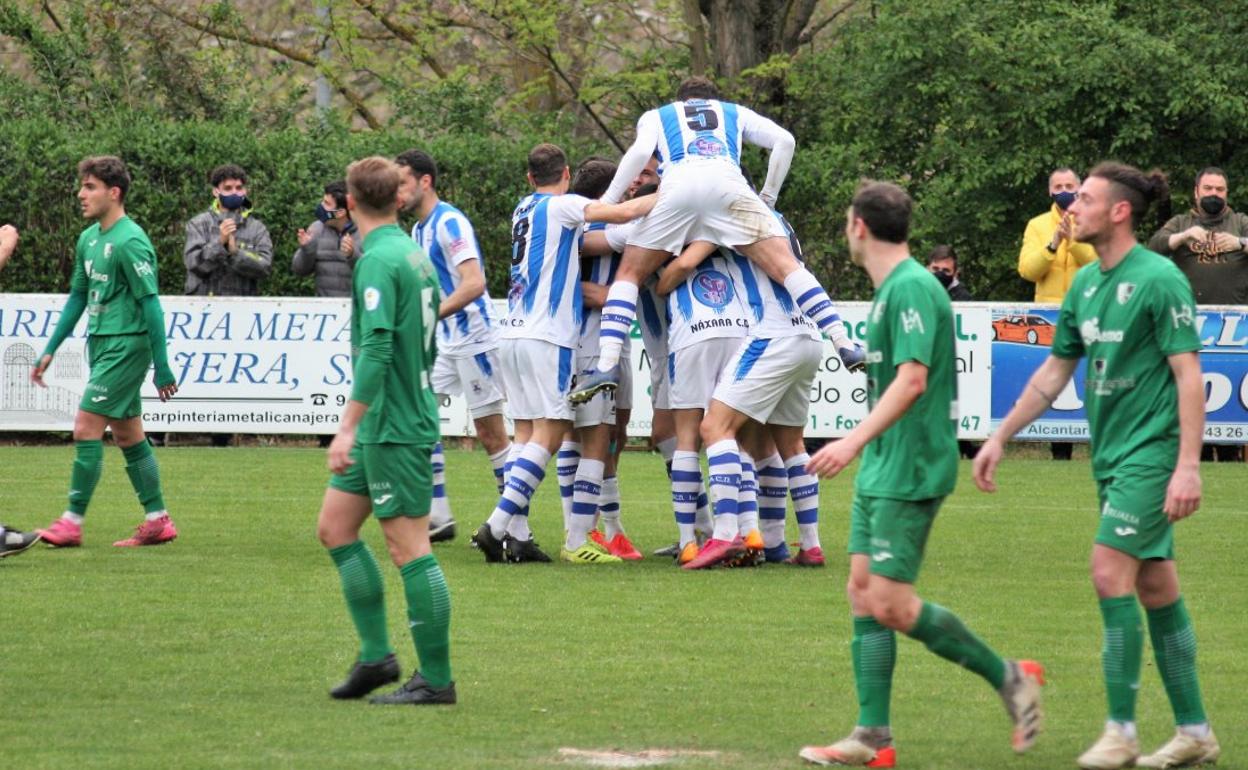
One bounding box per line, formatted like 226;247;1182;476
292;180;361;297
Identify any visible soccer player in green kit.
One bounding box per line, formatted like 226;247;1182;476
800;182;1044;767
33;156;179;548
976;162;1218;769
316;157;454;706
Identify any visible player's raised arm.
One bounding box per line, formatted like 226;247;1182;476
738;106;796;207
600;112;662;204
656;240;716;296
584;193;658;225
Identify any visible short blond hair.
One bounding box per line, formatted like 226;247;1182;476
346;156;402;216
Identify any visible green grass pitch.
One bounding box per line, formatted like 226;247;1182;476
1;445;1244;769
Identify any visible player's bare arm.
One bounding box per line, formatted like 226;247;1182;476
656;241;716;296
438;258;487;319
807;361;929;478
585;193;658;225
581;281;608;309
973;355;1079;492
1164;351;1203;521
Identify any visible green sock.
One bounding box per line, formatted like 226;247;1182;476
1147;598;1207;725
906;601;1006;689
400;553;452;688
328;540;390;663
1099;595;1143;722
122;440;166;513
68;439;104;516
853;615;896;727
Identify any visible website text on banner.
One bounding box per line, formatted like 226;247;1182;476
1;295;1243;442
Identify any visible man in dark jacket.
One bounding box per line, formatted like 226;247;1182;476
927;244;974;301
184;164;273;297
292;180;360;297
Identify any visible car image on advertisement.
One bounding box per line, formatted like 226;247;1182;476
991;313;1055;346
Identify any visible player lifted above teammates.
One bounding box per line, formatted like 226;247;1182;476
317;156;454;706
569;76;862;404
800;182;1044;767
470;144;656;564
976;163;1218;770
33;156;179;548
396;149;512;544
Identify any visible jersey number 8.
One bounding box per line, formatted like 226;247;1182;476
511;218;530;266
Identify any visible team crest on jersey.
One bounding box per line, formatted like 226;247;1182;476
1117;283;1136;304
692;270;734;309
364;287;381;311
687;135;727;158
508;275;527;306
103;243;113;258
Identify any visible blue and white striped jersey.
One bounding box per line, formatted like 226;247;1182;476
577;222;622;360
641;100;786;169
666;252;750;353
733;212;821;342
412;201;497;355
501;192;591;349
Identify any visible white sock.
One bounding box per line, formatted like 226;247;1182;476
567;458;604;550
506;513;531;541
657;436;677;465
489;444;511;495
737;452;759;536
786;453;821;550
600;474;623;538
694;482;712;538
597;281;639;370
62;512;84;525
144;509;167;522
429;441;453;527
557;441;582;533
487;443;550;539
1109;720;1138;740
1178;722;1211;739
706;439;741;541
671;450;701;546
756;453;787;548
783;268;850;345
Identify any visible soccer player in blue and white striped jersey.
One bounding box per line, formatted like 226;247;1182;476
396;150;512;545
569;76;863;406
470;144;656;564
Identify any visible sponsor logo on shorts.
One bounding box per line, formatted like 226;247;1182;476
91;395;108;403
373;494;394;506
1101;502;1140;525
872;551;894;562
1114;526;1138;537
691;270;734;309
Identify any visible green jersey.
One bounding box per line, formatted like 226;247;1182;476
352;224;441;445
1051;245;1201;479
856;258;959;501
71;216;160;336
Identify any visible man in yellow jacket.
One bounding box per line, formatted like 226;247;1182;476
1018;167;1097;461
1019;167;1098;303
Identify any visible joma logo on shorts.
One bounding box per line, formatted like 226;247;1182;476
1114;526;1138;537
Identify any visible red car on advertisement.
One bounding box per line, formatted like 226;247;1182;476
992;314;1055;346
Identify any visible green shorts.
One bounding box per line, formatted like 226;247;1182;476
82;334;151;419
1095;467;1174;561
329;442;433;518
847;494;943;584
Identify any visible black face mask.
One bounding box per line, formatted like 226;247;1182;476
1199;196;1226;217
931;269;954;288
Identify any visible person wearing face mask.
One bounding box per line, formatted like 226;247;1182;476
1019;167;1098;461
1018;167;1099;303
927;244;973;301
291;180;361;297
1149;167;1248;463
183;164;274;297
1148;166;1248;306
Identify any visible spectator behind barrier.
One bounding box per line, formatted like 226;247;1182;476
291;180;361;297
183;163;273;297
1018;167;1095;461
1148;166;1247;463
1018;167;1098;303
927;244;973;301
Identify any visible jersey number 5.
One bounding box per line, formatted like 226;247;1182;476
511;218;530;266
684;103;718;131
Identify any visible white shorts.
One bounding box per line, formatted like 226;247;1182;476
668;338;744;411
642;337;670;411
615;339;633;411
574;357;617;429
431;348;506;419
712;335;822;426
500;339;574;422
627;162;787;255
